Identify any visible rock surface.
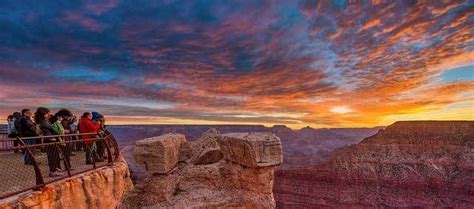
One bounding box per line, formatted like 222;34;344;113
274;121;474;208
123;129;283;208
134;133;187;174
0;159;133;209
220;132;283;168
187;128;223;165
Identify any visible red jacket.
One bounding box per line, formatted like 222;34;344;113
79;118;100;144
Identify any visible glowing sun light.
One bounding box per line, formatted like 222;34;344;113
330;106;353;114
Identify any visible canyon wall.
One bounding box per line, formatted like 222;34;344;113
274;121;474;208
0;159;133;209
122;129;283;208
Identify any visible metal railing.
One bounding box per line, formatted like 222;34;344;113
0;132;121;199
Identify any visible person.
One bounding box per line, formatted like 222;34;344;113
19;109;38;165
79;112;101;164
7;113;21;152
57;109;77;155
35;107;62;177
12;112;22;152
51;113;72;171
70;116;81;150
92;112;106;160
7;115;15;136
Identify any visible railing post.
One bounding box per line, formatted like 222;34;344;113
108;134;120;161
103;135;114;164
17;137;45;187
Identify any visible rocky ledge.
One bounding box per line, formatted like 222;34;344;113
0;158;133;209
122;128;283;208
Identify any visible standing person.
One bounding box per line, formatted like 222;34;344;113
79;112;101;164
51;113;72;171
92;112;106;160
6;115;14;138
12;112;22;152
35;107;62;177
7;115;15;137
69;116;81;151
57;109;76;156
7;113;21;152
19;109;38;165
7;115;16;150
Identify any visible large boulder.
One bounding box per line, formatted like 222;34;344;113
186;128;224;165
220;132;283;168
134;133;186;174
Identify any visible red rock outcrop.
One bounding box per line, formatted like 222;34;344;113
123;129;283;208
274;121;474;208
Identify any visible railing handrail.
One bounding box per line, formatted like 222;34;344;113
0;132;98;142
19;132;99;140
0;136;109;152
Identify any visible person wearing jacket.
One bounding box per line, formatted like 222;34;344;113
79;112;101;164
57;109;78;155
19;109;38;165
36;107;62;177
92;112;106;160
7;112;22;152
51;113;72;171
7;115;14;135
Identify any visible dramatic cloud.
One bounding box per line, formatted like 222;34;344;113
0;0;472;128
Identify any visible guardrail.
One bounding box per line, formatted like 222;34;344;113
0;132;121;199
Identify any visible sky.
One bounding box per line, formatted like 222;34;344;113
0;0;473;128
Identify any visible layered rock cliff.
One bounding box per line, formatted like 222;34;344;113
123;129;283;208
274;121;474;208
0;159;133;209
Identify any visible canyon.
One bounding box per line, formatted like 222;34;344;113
109;124;380;168
274;121;474;208
0;121;470;208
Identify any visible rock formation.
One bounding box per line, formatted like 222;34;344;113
123;129;283;208
274;121;474;208
110;124;379;168
0;159;133;209
134;133;186;174
220;132;283;168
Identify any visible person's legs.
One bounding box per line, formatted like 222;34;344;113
23;139;35;165
13;137;19;153
60;145;71;170
46;144;55;171
85;143;94;164
47;143;62;171
96;140;105;159
92;142;100;162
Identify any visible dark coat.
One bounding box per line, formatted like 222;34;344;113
19;117;38;137
39;120;55;136
61;119;72;131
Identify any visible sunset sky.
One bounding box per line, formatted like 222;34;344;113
0;0;473;128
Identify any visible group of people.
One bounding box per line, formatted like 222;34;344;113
6;107;108;177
